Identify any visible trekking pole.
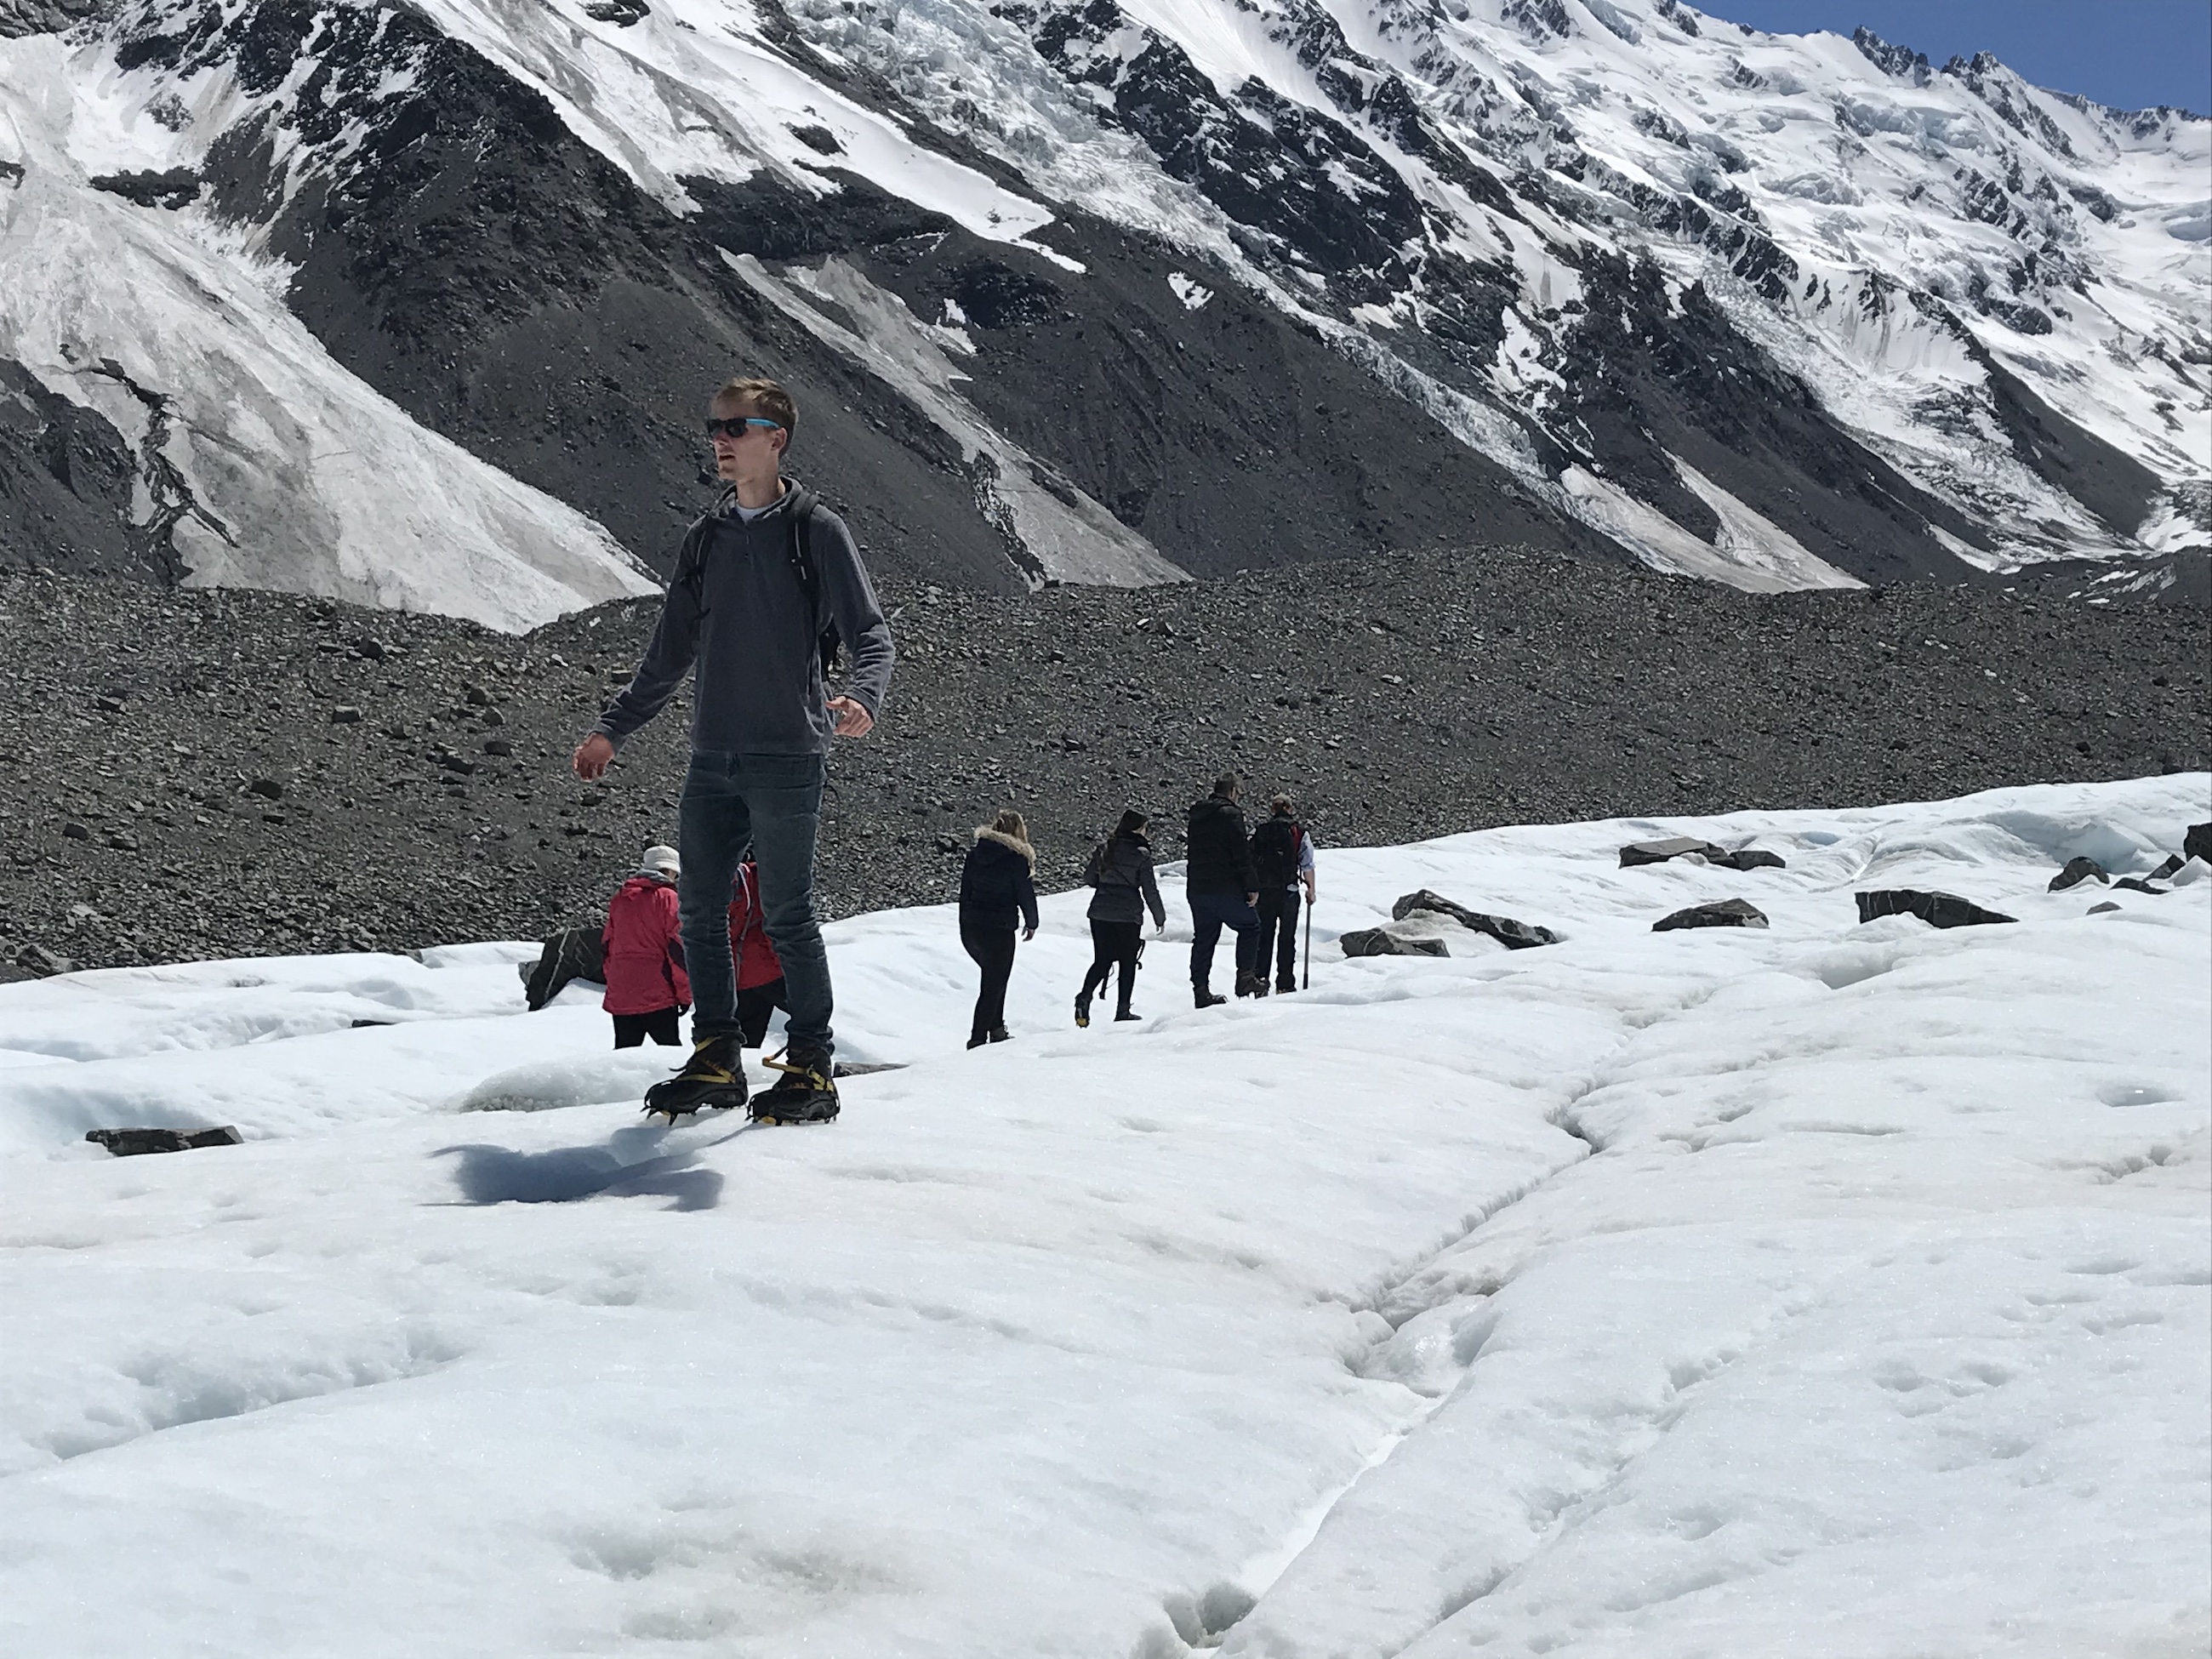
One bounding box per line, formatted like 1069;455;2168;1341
1303;895;1312;991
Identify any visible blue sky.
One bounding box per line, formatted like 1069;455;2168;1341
1697;1;2212;114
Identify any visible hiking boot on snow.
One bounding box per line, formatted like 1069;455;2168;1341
1114;1008;1140;1022
1275;978;1297;995
643;1035;747;1120
751;1046;839;1124
1233;971;1261;999
1075;989;1093;1029
1194;986;1226;1009
988;1026;1011;1043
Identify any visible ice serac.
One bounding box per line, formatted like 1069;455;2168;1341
1;0;2205;616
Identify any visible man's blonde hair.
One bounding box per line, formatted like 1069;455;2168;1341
713;376;798;438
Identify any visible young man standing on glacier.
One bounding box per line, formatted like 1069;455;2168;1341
573;378;895;1122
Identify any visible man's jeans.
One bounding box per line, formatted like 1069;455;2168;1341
676;751;832;1056
1188;889;1260;989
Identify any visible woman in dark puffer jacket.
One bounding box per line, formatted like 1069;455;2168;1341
958;808;1040;1047
1075;809;1166;1027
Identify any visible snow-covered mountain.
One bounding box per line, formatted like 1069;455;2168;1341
2;0;2205;619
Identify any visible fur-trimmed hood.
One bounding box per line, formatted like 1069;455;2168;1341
972;825;1036;871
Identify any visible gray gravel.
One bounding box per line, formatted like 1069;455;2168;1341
1;552;2203;976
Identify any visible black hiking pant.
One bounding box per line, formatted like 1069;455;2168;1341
613;1007;682;1048
961;921;1018;1040
1080;919;1143;1014
737;977;789;1048
1255;889;1303;990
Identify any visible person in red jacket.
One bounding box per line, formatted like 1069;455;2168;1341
728;857;790;1049
602;845;692;1047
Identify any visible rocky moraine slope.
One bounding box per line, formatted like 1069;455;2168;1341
2;558;2203;976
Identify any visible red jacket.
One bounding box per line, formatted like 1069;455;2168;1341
601;875;691;1014
727;864;784;990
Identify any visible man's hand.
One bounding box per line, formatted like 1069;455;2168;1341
1246;892;1258;909
1023;926;1037;942
828;696;875;738
573;733;614;781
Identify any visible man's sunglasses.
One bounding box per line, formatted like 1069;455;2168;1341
704;416;784;440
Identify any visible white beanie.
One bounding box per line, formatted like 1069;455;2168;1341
638;845;681;879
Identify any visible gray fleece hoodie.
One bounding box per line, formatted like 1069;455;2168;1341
591;482;895;756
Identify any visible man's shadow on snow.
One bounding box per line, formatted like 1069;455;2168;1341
434;1122;738;1211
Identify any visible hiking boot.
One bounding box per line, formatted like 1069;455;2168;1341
751;1046;839;1124
1075;989;1092;1029
988;1026;1011;1043
1114;1008;1139;1022
643;1035;746;1120
1275;978;1297;995
1194;986;1226;1009
1251;980;1271;998
966;1031;989;1050
1233;972;1260;999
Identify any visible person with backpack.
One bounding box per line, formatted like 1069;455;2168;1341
1184;771;1263;1006
727;855;790;1049
601;844;691;1047
1075;808;1166;1027
573;376;894;1122
1248;795;1318;995
958;809;1040;1048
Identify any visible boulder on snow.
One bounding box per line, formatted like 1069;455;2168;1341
521;925;605;1011
1719;848;1787;871
2186;823;2212;865
1621;835;1725;867
2087;902;2123;915
1653;898;1769;932
2112;877;2167;895
87;1126;242;1157
1855;890;2016;929
1389;890;1558;949
1339;927;1450;960
1618;837;1785;871
2050;855;2111;892
2146;853;2183;881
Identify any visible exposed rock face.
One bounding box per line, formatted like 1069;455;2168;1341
0;0;107;37
1856;890;2017;929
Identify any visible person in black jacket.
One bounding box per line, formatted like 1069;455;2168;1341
1248;795;1318;995
1075;809;1167;1027
1184;771;1263;1006
958;808;1040;1047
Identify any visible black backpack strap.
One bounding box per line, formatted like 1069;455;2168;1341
783;493;843;675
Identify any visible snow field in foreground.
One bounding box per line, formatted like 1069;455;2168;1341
0;778;2206;1656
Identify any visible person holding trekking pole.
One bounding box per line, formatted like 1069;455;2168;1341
1248;795;1317;995
573;375;894;1124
